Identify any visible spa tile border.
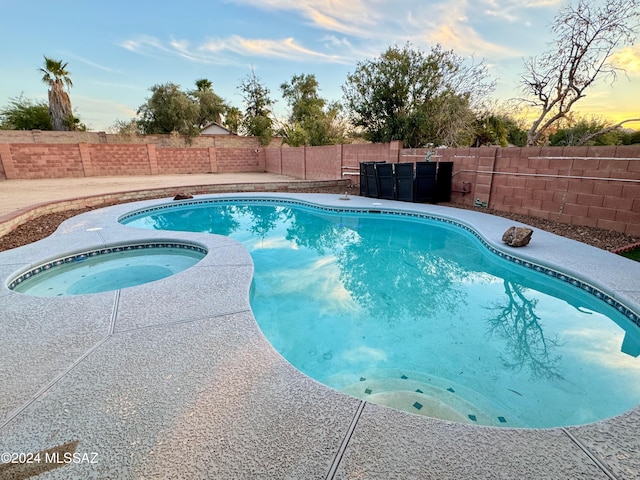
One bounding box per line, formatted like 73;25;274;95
7;241;208;291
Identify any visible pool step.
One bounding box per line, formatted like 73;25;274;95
339;375;516;427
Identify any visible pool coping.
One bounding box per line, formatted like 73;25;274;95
1;192;639;479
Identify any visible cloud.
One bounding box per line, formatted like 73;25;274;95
201;35;350;63
120;0;566;69
121;33;351;65
480;0;562;21
121;36;170;56
229;0;377;37
611;45;640;75
418;1;521;57
60;51;115;73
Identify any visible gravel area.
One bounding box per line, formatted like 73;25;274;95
0;185;638;253
440;202;640;253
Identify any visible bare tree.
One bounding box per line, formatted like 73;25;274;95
520;0;640;146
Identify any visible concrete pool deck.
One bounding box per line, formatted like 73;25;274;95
1;188;640;478
0;172;317;219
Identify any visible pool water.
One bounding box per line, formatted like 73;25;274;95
11;246;205;297
123;201;640;428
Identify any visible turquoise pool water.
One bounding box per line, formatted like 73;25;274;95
10;245;205;297
122;201;640;428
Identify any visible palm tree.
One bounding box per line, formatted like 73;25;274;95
39;56;74;130
189;78;226;128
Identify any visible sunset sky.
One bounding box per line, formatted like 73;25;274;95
1;0;638;132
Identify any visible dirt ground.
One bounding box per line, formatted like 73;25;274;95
0;184;638;253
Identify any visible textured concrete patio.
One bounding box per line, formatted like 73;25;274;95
1;191;640;479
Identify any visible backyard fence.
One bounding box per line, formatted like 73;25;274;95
0;133;638;236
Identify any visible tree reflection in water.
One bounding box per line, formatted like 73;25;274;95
141;204;242;236
337;239;468;319
282;211;469;319
284;208;355;255
142;204;472;323
485;281;563;380
244;206;291;239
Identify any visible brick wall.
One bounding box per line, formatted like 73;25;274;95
0;130;262;148
305;145;342;180
280;147;306;178
265;148;282;174
0;130;106;144
263;141;401;181
88;144;153;176
0;142;266;180
401;145;640;236
216;148;264;173
341;142;402;170
156;147;213;174
5;144;85;178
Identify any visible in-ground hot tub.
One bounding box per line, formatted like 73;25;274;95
8;242;207;297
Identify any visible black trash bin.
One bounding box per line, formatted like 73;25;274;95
394;163;414;202
364;162;381;198
435;162;453;203
359;162;368;196
376;163;395;200
414;162;437;203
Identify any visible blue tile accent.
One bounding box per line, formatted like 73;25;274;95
415;389;423;393
400;375;408;379
447;388;455;393
498;416;507;423
468;414;477;422
364;388;372;395
413;402;423;410
7;242;208;291
359;377;366;382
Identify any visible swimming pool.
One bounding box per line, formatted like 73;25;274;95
121;198;640;428
9;243;206;297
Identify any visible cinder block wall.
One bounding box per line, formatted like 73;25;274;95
0;143;267;179
156;148;212;174
2;144;85;178
88;144;153;176
0;130;264;148
404;145;640;236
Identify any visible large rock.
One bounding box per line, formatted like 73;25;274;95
502;226;533;247
173;193;193;200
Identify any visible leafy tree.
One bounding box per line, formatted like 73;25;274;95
189;78;227;129
472;113;510;147
548;115;624;146
238;69;275;145
507;123;528;147
279;73;346;146
39;56;74;131
520;0;640;145
472;112;528;147
621;129;640;145
0;95;52;130
108;118;143;135
223;106;242;133
342;43;495;147
136;83;199;136
280;74;325;124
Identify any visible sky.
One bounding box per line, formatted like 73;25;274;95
0;0;638;132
